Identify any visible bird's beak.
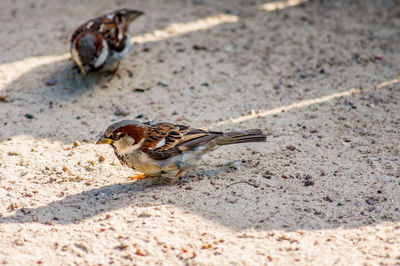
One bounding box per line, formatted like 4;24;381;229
96;136;112;145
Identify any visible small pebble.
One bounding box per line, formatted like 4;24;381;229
323;196;333;202
365;198;375;205
25;113;34;119
228;161;241;170
46;78;58;86
286;145;296;151
303;180;314;186
138;213;151;218
14;239;24;246
193;44;207;51
114;107;130;116
382;176;394;182
135;248;146;256
157;82;168;87
133;88;145;93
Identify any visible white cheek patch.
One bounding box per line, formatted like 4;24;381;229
71;46;84;71
71;45;81;64
115;138;144;155
94;39;109;67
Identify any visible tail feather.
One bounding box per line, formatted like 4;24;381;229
216;129;266;145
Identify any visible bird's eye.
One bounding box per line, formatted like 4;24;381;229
111;132;124;140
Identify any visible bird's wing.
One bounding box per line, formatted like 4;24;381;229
71;9;142;51
141;122;222;160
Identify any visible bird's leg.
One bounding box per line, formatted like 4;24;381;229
111;62;121;79
128;173;149;181
169;170;184;185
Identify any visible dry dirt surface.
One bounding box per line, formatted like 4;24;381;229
1;0;400;265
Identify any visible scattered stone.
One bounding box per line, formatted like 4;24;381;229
74;243;88;253
157;82;168;87
13;239;24;246
133;88;145;93
135;248;147;256
228;161;241;170
46;78;58;86
7;203;18;212
263;173;272;179
73;141;80;147
138;213;151;218
114;107;130;116
323;196;333;202
193;44;207;51
382;176;395;182
286;145;296;151
176;116;186;121
303;180;314;186
115;244;129;251
25;113;34;119
365;198;375;205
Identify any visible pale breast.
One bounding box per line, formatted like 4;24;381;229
116;140;220;177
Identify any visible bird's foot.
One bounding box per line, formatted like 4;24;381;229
128;173;149;181
169;170;184;185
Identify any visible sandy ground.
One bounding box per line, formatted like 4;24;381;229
0;0;400;265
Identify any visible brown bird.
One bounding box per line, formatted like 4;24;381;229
97;120;266;183
70;8;143;74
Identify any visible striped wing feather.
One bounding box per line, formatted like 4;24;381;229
141;122;222;160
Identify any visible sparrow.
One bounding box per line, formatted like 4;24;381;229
96;120;266;183
70;8;144;75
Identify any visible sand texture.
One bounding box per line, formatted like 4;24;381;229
0;0;400;265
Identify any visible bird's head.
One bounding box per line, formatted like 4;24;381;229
96;120;147;155
71;31;109;74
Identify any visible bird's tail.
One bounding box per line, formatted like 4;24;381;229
215;129;266;145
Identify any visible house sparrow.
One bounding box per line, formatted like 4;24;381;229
97;120;266;183
70;8;144;74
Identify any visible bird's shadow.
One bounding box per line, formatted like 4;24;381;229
35;60;115;101
0;170;220;225
1;179;163;225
